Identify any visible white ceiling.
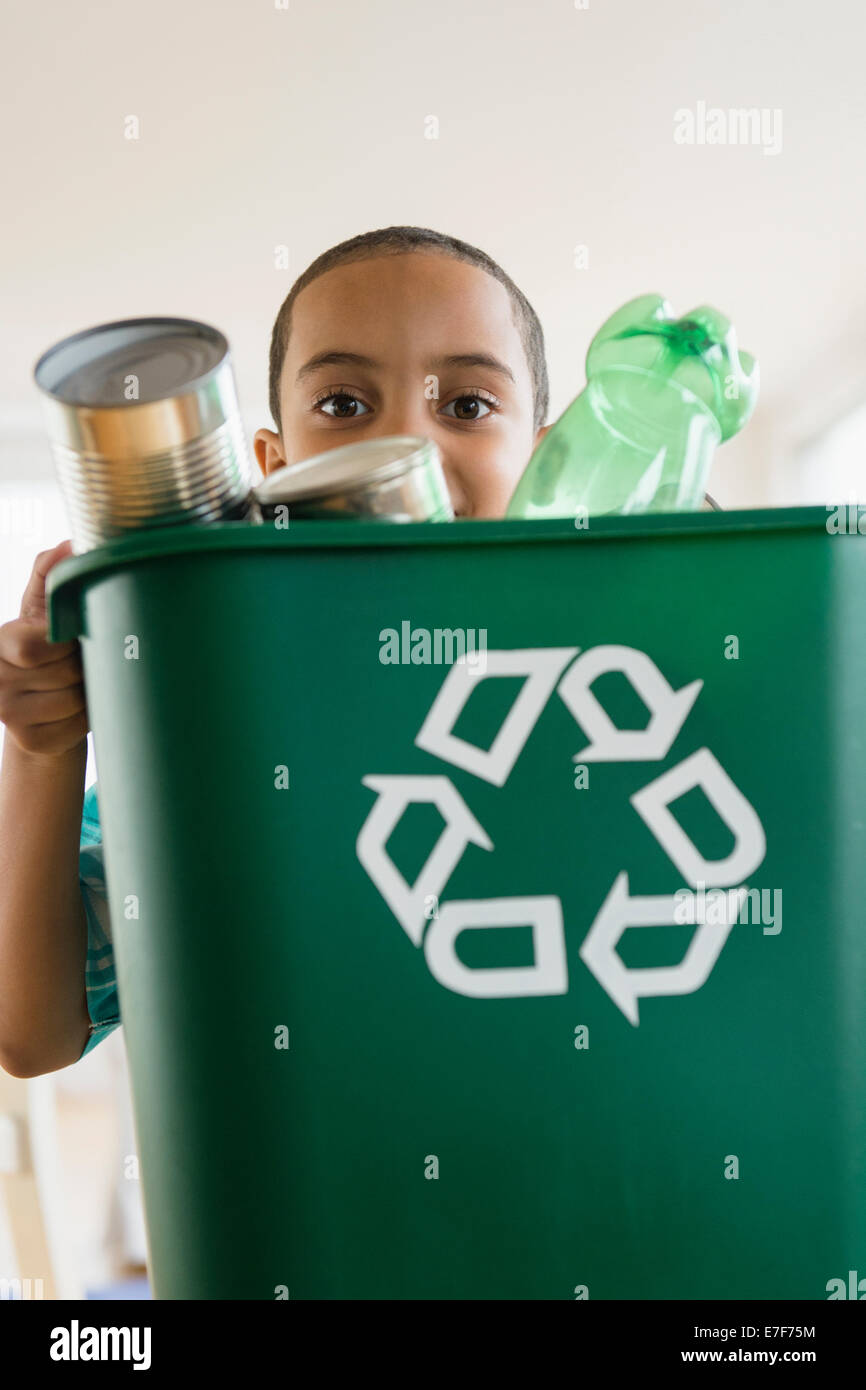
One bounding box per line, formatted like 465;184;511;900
3;0;865;504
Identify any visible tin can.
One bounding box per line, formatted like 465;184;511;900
253;436;453;523
33;317;256;553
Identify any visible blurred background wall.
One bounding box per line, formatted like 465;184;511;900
4;0;866;512
1;0;864;1297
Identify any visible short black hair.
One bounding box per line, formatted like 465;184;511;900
267;225;549;436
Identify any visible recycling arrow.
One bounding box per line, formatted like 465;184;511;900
558;644;702;762
578;871;747;1025
356;774;493;946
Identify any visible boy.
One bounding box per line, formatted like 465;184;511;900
0;226;554;1077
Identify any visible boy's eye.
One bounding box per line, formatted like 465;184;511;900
315;392;371;418
440;394;494;421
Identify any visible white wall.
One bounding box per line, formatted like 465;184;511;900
2;0;866;510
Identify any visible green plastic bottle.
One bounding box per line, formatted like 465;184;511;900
506;294;759;519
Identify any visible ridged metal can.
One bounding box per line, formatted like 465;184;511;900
253;436;453;523
33;317;256;553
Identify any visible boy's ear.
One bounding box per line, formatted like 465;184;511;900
533;423;552;448
253;427;287;477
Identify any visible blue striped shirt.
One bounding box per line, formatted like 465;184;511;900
79;783;121;1056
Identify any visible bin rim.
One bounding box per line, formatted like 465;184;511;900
46;504;836;643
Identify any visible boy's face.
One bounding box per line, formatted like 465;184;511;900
253;252;549;518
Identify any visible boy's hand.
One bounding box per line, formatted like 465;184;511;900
0;541;88;761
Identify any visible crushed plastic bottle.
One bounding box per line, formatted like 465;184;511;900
506;294;759;519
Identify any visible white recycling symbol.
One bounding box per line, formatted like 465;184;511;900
356;645;767;1024
356;776;492;946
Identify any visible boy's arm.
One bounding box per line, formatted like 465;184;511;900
0;739;91;1075
0;542;92;1077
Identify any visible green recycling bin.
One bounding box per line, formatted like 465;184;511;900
47;507;866;1300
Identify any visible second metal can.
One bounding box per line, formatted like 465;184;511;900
252;436;453;523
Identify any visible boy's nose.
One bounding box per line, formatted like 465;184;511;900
439;463;469;518
373;398;433;440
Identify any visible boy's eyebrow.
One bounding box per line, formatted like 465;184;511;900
295;350;516;385
430;353;516;385
295;351;379;382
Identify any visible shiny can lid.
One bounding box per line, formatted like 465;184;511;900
34;317;228;407
254;436;438;505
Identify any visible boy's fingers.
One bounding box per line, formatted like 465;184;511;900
12;709;89;756
18;540;75;622
0;619;79;668
8;686;87;726
9;651;83;691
